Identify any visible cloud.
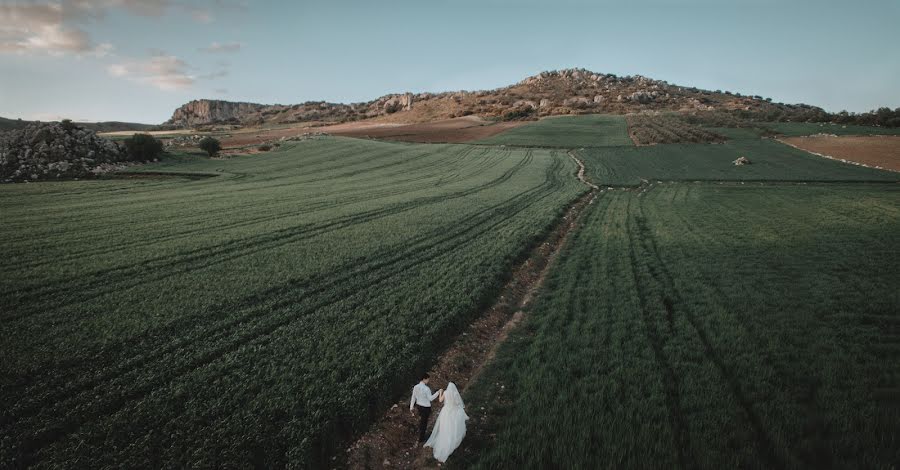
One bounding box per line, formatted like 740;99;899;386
200;41;242;53
213;88;228;95
0;1;213;56
198;69;228;80
107;53;195;90
0;3;101;55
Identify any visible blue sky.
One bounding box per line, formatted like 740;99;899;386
1;0;898;123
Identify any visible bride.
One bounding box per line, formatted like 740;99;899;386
424;382;469;462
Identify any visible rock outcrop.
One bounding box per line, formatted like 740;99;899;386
0;122;128;182
167;100;269;127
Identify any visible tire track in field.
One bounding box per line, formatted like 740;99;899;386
2;150;536;321
3;146;502;272
622;191;698;470
0;144;478;252
2;156;566;464
1;153;549;404
2;151;559;425
631;192;788;470
3;149;551;399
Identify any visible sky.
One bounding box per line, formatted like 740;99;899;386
1;0;898;123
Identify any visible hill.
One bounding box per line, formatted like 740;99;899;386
0;117;155;133
165;68;820;128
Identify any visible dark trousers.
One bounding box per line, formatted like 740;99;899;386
416;404;432;443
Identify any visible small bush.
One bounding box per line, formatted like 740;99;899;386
199;137;221;157
123;133;163;161
258;144;272;152
60;119;78;132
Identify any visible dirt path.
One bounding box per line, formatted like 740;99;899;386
342;154;597;469
568;149;600;189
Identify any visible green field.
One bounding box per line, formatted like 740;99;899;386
579;139;897;186
459;183;900;469
476;114;632;148
764;121;900;137
4;112;899;468
0;137;584;467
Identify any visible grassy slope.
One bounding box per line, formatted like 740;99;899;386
0;137;583;467
459;184;900;469
579;139;898;186
475;114;632;148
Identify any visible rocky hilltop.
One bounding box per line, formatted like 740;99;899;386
165;68;823;128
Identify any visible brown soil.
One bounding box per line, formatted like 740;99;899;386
780;135;900;172
323;116;525;143
343;163;597;469
165;116;524;151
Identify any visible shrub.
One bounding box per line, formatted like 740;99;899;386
199;137;221;157
123;133;163;161
258;144;272;152
500;106;535;121
61;119;78;132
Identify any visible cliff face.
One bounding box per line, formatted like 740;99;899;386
166;100;269;127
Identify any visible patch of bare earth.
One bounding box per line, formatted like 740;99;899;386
342;182;596;469
780;135;900;172
323;116;526;143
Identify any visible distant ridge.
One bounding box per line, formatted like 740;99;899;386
0;117;155;133
164;68;821;128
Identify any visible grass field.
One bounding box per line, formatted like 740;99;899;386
764;122;900;137
476;114;632;148
579;139;898;186
459;183;900;469
0;137;584;468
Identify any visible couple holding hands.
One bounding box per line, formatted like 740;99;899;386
409;373;469;463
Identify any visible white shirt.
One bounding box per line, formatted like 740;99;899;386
410;382;439;409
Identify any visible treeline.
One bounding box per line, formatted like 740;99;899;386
828;107;900;127
731;106;900;128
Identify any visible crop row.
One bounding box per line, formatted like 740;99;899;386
459;183;900;469
0;138;584;467
626;113;727;145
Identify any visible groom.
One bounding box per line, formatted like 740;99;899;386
410;373;441;444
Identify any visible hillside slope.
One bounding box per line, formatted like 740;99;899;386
165;68;818;128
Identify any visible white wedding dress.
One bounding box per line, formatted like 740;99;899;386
424;382;469;462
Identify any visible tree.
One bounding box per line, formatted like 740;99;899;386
199;137;221;157
123;133;163;161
